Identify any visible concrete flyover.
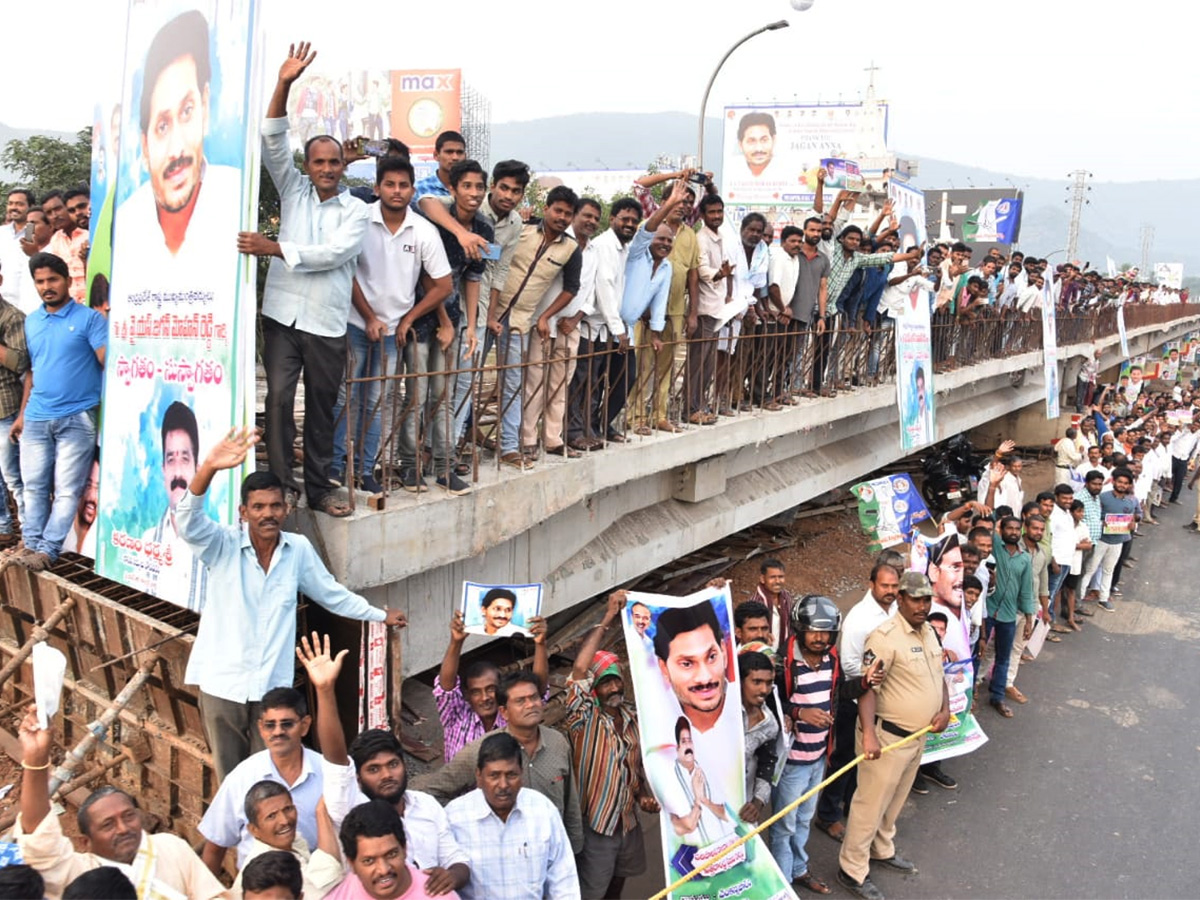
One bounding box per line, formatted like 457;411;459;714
296;307;1200;674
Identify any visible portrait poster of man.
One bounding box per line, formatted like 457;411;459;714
721;102;889;207
621;585;794;899
459;582;543;637
1042;271;1061;419
97;0;261;608
893;238;936;452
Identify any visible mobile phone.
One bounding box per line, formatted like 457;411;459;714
687;172;708;185
480;242;502;261
362;139;389;158
23;223;34;241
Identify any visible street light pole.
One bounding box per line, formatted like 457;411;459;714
697;19;789;171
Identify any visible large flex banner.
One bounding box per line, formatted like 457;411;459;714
622;585;795;900
96;0;261;610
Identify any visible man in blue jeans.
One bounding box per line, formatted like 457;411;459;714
986;512;1035;718
10;252;106;571
771;594;859;895
0;270;28;545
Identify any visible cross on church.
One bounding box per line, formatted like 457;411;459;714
864;61;881;96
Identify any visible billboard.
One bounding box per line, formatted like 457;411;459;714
97;0;262;610
1155;262;1184;289
286;67;462;160
721;102;889;206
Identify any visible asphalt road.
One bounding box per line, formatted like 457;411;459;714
628;495;1200;900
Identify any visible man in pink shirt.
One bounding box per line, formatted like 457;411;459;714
326;800;459;900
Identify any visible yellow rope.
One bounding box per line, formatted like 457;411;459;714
648;725;933;900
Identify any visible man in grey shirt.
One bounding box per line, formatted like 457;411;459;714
775;216;830;397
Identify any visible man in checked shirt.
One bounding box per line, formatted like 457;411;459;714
434;608;549;762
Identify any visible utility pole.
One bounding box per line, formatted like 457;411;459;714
1064;169;1092;262
1139;222;1154;278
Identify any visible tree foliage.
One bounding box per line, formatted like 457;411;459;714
0;129;92;202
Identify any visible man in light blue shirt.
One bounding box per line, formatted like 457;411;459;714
237;43;368;518
177;427;405;781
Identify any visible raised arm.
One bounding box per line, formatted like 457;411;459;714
571;591;624;680
437;610;469;692
297;632;350;765
267;41;316;120
16;705;52;833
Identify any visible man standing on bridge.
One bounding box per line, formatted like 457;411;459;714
178;428;406;780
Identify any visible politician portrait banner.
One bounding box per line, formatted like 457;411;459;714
97;0;262;610
1041;272;1060;419
895;279;936;451
721;102;889;207
622;586;795;900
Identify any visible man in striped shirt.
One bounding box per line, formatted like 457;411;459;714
565;591;659;899
770;595;855;896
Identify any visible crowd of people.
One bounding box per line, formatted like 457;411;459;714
6;370;1195;900
1;37;1191;559
1;34;1198;900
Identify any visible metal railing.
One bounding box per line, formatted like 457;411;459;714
332;304;1196;506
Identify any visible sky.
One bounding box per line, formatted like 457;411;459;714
3;0;1195;183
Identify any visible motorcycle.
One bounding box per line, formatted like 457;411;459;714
920;434;987;515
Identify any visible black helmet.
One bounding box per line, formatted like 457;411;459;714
790;594;842;635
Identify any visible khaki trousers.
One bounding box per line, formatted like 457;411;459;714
838;720;926;883
520;329;581;448
632;315;685;427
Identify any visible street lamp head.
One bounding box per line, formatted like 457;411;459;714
769;17;793;28
789;0;815;11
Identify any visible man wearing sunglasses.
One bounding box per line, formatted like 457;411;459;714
197;687;325;877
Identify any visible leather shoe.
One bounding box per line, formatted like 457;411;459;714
873;854;918;874
1005;685;1028;704
836;869;885;900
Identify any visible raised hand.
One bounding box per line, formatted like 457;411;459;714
297;632;347;693
204;427;259;472
279;42;317;85
18;705;51;766
449;609;468;643
528;615;547;645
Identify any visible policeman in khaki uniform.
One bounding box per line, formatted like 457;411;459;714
836;572;950;900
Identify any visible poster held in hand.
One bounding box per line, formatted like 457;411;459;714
620;584;796;899
460;582;543;637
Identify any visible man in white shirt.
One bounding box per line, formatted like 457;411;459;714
1167;419;1199;503
299;634;472;895
200;687;325;873
332;156;451;493
1075;445;1110;485
240;43;369;518
686;195;736;423
568;197;637;450
1;189;34;308
445;732;580;900
1049;484;1078;626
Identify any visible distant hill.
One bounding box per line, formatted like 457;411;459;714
491;112;1199;276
